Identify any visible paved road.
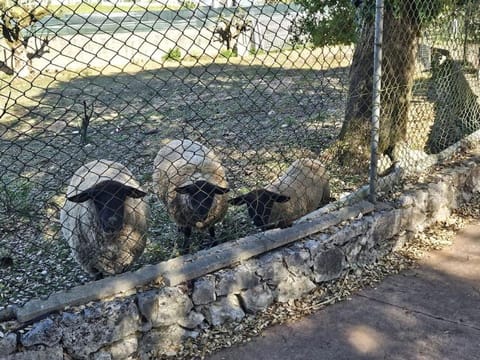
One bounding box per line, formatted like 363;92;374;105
208;224;480;360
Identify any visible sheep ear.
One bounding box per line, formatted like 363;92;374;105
214;185;230;195
229;194;248;206
268;191;290;203
67;189;93;203
175;184;196;195
124;186;147;199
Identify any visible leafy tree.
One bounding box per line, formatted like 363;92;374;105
214;7;251;52
292;0;460;168
0;0;53;77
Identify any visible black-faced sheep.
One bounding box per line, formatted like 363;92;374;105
153;139;230;251
60;159;149;278
230;158;331;230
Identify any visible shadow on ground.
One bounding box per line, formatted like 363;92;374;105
207;223;480;360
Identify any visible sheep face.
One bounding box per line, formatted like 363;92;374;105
230;189;290;230
67;180;147;234
175;180;229;224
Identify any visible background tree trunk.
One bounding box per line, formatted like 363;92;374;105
338;5;420;164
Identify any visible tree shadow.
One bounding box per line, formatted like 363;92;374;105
0;60;350;307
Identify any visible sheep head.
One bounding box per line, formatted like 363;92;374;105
67;180;147;234
229;189;290;230
175;180;230;224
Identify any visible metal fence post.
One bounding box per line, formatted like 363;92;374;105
369;0;384;203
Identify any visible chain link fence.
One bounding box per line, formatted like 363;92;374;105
0;0;479;310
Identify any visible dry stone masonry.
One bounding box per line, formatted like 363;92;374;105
2;152;480;359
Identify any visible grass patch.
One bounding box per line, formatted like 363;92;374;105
163;47;182;62
0;178;34;217
220;49;238;59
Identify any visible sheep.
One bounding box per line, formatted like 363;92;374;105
230;158;331;230
60;159;149;278
153;139;230;251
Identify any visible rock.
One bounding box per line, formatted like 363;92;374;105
98;335;138;360
177;311;204;329
137;287;193;328
312;248;345;282
0;332;17;356
343;240;363;264
304;234;330;257
283;246;312;277
405;206;428;232
216;264;260;296
4;346;63;360
371;210;403;243
427;181;454;222
21;318;62;348
465;165;480;192
239;284;274;313
139;325;192;359
255;252;289;286
275;275;316;302
62;300;140;359
60;312;79;326
202;295;245;326
192;276;216;305
93;352;112;360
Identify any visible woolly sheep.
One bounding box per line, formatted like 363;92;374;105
153;139;230;251
60;159;149;277
230;158;331;230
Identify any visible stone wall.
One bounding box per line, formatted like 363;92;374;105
2;152;480;359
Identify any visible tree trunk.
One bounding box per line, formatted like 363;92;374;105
338;6;420;165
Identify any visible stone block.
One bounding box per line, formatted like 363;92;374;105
4;346;63;360
0;333;17;356
312;248;345;282
275;275;316;302
192;275;216;305
239;284;274;314
464;165;480;192
21;318;62;348
427;181;454;222
104;335;138;360
371;210;403;243
137;287;192;328
62;300;140;359
255;252;289;286
202;294;245;326
216;264;260;296
139;325;195;359
283;246;312;277
177;310;205;330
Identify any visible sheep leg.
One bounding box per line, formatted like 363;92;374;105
179;226;192;253
208;226;218;245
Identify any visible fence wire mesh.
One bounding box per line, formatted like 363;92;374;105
0;0;479;310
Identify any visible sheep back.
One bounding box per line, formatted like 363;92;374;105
266;158;330;226
60;159;148;276
153;139;229;229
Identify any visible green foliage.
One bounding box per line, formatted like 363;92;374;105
0;178;33;217
291;0;357;47
181;0;197;10
291;0;463;48
0;1;53;36
220;48;237;58
463;0;480;43
162;47;182;62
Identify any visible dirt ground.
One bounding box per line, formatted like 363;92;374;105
0;49;354;308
